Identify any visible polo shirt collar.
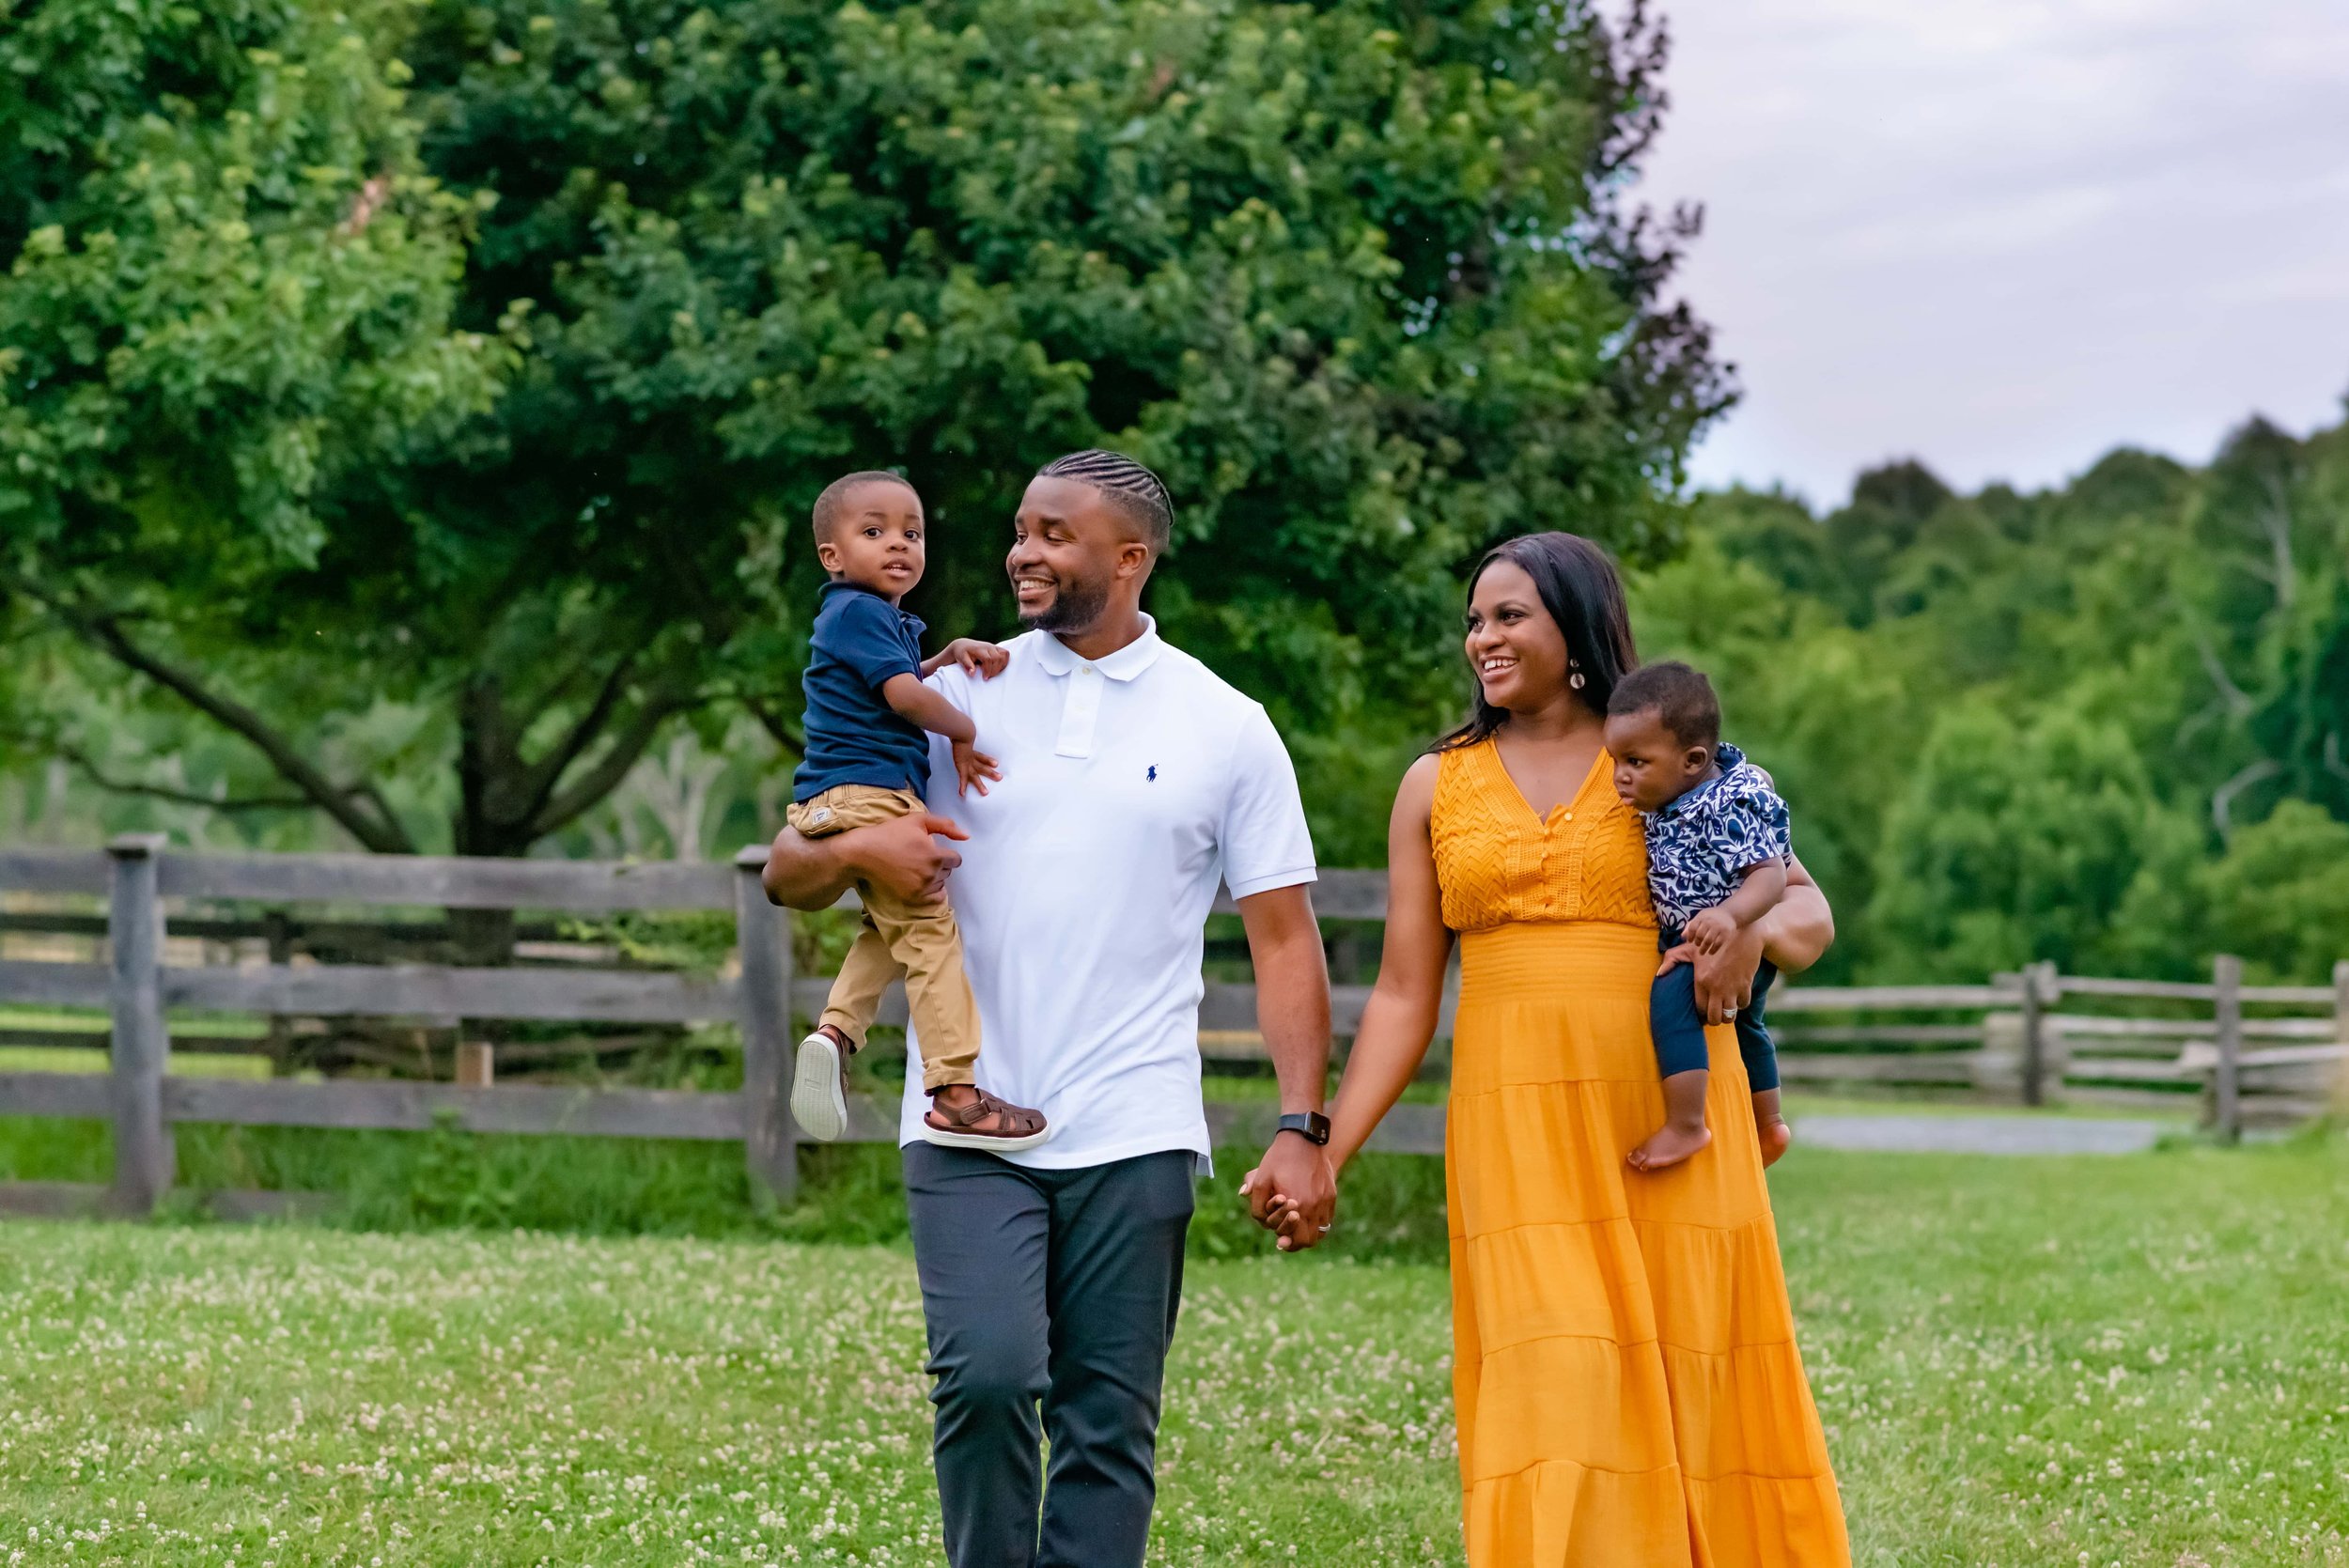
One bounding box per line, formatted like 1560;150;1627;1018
1032;615;1164;682
817;577;920;620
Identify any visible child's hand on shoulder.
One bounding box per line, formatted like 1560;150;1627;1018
953;738;1003;798
938;639;1009;679
1681;906;1739;955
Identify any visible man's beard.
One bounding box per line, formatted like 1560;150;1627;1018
1017;570;1111;634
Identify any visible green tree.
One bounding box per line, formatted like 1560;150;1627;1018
1644;413;2349;983
0;0;519;850
404;0;1733;770
2192;800;2349;983
2168;417;2349;837
2114;800;2349;984
4;0;1731;867
1863;702;2194;979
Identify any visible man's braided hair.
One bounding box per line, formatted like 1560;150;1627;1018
1035;449;1173;551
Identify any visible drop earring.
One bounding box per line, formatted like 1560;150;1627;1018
1569;659;1586;691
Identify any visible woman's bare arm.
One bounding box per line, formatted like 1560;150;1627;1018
1677;855;1834;1021
1759;855;1833;974
1326;754;1454;1177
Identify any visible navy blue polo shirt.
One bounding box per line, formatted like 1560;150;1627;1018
792;582;933;803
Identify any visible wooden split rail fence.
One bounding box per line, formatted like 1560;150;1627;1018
2;842;2344;1218
1766;957;2349;1135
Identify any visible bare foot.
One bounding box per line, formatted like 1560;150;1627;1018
1627;1120;1712;1172
1758;1114;1794;1168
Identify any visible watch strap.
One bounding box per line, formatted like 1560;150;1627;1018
1276;1110;1331;1146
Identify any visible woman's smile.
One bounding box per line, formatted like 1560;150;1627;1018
1476;654;1523;699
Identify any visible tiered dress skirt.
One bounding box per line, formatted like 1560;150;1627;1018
1446;921;1851;1565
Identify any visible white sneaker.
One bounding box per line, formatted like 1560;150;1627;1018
790;1031;849;1141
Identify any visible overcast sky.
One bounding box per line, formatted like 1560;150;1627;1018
1638;0;2349;507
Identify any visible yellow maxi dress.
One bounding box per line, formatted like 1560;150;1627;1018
1434;738;1851;1566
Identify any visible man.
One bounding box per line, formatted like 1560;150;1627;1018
760;449;1338;1568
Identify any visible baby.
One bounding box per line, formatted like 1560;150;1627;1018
784;470;1049;1152
1602;660;1795;1172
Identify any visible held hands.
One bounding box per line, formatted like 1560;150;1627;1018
1237;1131;1338;1253
952;738;1002;798
937;639;1009;679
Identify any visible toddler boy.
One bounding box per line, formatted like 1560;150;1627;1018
1602;660;1795;1172
784;471;1049;1152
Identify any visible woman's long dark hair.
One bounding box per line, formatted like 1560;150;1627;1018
1433;532;1639;753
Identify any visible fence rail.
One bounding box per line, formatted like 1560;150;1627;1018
1;839;798;1213
2;842;2345;1216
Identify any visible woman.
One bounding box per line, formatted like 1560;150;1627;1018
1314;534;1849;1562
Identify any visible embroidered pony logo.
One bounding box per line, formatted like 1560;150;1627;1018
1146;766;1159;782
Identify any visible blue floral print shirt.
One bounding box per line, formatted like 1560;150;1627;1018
1639;742;1794;930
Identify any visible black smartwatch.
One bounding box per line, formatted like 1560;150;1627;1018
1275;1110;1331;1146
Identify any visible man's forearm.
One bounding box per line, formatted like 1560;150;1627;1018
759;826;858;911
1252;928;1332;1112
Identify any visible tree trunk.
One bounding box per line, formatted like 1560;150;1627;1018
447;906;518;968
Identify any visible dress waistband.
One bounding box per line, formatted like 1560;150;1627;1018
1457;920;1660;998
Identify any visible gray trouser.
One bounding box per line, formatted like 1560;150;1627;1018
902;1143;1195;1568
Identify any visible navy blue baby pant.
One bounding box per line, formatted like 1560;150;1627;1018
1651;924;1780;1091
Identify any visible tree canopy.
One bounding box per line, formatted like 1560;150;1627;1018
0;0;1728;858
0;0;516;850
1640;409;2349;984
22;0;2326;993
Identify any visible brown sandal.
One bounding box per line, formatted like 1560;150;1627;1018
922;1089;1051;1152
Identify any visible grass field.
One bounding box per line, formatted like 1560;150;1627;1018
3;1133;2347;1565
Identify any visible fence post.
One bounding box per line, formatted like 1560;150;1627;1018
2019;961;2050;1107
1976;1005;2025;1098
455;1042;495;1088
262;908;294;1076
106;833;173;1216
2331;959;2349;1116
2211;953;2243;1144
2034;961;2065;1103
734;846;798;1206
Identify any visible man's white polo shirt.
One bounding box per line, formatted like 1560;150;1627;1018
896;617;1316;1172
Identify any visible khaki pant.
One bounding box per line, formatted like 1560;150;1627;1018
786;784;978;1092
